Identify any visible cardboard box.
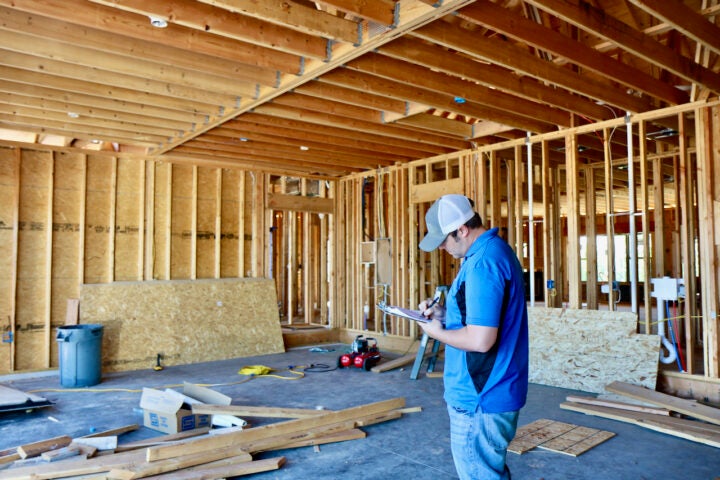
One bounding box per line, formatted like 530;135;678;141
139;384;231;434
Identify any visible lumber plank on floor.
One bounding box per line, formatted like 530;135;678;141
146;397;405;462
17;435;72;459
0;449;146;480
261;428;366;451
107;446;252;479
80;424;139;439
605;381;720;425
561;401;720;448
139;456;286;479
191;404;326;419
566;395;670;416
115;428;211;452
371;352;418;373
537;427;615;457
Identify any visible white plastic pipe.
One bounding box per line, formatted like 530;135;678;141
656;298;677;364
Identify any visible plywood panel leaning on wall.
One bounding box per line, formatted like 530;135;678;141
80;278;285;372
528;308;660;394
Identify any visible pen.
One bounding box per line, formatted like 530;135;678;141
427;296;440;309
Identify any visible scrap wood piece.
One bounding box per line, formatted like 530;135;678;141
537;426;615;457
192;404;327;419
606;381;720;426
146;397;405;462
370;352;418;373
261;428;367;451
115;427;211;452
0;451;21;465
566;395;671;416
105;446;252;479
17;435;72;459
132;456;286;480
80;424;139;439
73;436;118;451
40;445;82;462
560;401;720;449
0;448;146;479
355;410;402;427
508;419;577;454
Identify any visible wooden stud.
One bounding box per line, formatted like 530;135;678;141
489;151;501;231
638;120;652;334
143;160;154;281
109;156;117;283
584;166;598;310
697;105;720;376
43;153;55;368
603;128;616;311
514;146;523;260
678;112;697;373
565;134;581;309
214;168;222;279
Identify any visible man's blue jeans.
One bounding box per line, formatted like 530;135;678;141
447;405;519;480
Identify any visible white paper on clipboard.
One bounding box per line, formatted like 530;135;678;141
377;303;430;323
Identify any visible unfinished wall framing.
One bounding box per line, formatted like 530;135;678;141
1;100;718;384
0;146;337;373
337;99;720;380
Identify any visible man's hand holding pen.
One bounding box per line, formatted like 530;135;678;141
418;296;446;336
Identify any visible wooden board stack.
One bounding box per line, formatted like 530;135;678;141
0;397;413;479
561;381;720;449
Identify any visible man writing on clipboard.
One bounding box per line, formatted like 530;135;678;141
417;194;528;480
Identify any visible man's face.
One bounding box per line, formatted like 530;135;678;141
439;229;466;258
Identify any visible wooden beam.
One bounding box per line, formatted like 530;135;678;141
605;381;720;426
266;193;333;216
147;397;405;461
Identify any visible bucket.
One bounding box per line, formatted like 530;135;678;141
56;324;104;388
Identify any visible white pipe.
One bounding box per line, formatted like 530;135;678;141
626;112;638;313
526;132;535;307
656;297;677;364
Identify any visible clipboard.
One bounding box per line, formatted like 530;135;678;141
377;303;430;323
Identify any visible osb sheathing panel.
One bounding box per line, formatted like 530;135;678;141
528;307;660;394
15;150;51;370
80;278;285;372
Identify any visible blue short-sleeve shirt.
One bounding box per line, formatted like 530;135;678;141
442;227;529;413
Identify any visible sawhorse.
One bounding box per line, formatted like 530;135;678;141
410;331;442;379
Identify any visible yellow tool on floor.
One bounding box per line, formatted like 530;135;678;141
153;353;164;371
237;365;304;379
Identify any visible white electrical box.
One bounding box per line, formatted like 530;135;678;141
650;277;685;301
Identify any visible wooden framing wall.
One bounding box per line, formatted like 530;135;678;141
337;99;720;380
0;146;328;373
1;100;719;383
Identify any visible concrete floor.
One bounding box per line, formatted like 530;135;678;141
1;344;718;479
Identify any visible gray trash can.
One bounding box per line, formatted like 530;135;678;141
56;324;104;387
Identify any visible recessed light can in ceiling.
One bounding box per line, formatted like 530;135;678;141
300;146;309;151
149;16;168;28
